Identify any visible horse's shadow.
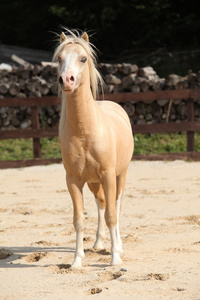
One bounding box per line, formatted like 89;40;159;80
0;246;74;269
1;246;113;269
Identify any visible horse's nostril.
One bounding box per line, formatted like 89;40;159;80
59;76;63;86
70;76;75;82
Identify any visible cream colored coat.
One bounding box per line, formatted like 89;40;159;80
54;30;134;268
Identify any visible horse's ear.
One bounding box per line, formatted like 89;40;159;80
60;32;67;44
81;32;89;43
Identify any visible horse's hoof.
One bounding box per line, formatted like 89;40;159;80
71;256;82;268
110;253;123;266
93;240;104;250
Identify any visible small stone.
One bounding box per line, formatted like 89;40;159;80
157;99;169;106
20;119;31;129
120;268;127;272
166;74;180;87
105;74;121;85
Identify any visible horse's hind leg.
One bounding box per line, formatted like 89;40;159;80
116;167;128;253
88;182;106;250
102;169;123;265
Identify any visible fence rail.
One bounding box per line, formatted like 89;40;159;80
0;89;200;168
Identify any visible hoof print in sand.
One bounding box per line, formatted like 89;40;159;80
148;273;169;281
0;249;13;260
90;288;102;295
25;252;49;262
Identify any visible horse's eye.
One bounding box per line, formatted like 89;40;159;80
57;56;61;63
81;56;87;63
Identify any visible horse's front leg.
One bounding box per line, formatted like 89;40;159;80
102;170;122;266
66;175;85;268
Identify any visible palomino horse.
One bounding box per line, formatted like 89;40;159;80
53;29;134;268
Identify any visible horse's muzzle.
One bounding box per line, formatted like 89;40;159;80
59;72;76;94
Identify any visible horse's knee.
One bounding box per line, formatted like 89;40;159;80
105;208;117;228
73;216;84;232
98;197;106;209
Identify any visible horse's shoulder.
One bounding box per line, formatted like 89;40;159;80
96;100;125;115
96;100;131;129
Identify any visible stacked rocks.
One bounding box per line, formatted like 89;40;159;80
0;62;200;129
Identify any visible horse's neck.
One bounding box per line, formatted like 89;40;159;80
60;84;97;136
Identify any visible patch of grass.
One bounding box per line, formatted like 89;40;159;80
41;138;61;159
195;133;200;152
0;133;199;161
133;132;200;155
0;139;33;161
0;138;61;161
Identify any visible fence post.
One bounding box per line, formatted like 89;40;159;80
187;98;194;152
31;106;41;158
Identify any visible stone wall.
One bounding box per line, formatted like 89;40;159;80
0;63;200;130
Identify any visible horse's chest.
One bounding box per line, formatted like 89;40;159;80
61;135;99;180
62;136;85;166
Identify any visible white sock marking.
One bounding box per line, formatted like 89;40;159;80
116;190;123;252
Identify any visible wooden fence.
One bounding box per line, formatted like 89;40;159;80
0;89;200;168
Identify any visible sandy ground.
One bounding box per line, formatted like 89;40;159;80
0;160;200;300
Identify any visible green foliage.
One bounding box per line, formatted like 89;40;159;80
0;0;200;61
0;139;33;161
134;133;200;155
0;138;61;161
41;138;62;159
0;134;200;161
195;133;200;152
134;133;187;155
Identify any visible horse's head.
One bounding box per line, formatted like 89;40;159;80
53;29;103;98
55;32;90;95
